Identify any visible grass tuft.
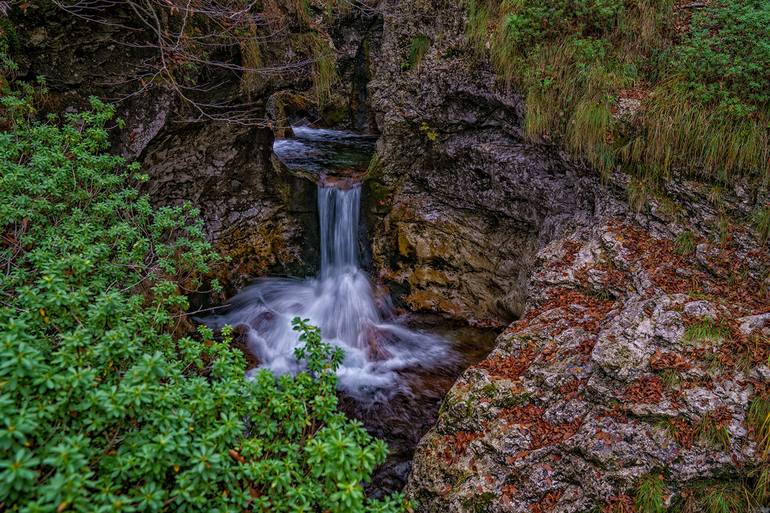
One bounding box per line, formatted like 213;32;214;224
635;473;666;513
296;32;337;107
695;415;732;451
752;205;770;244
466;0;490;54
674;230;696;255
403;35;430;70
683;318;730;345
467;0;770;214
748;395;770;456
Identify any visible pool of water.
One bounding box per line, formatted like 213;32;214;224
273;126;377;176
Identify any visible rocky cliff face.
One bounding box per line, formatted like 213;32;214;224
405;190;769;512
367;0;595;326
368;0;769;510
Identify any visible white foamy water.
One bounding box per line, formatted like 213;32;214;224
203;184;453;402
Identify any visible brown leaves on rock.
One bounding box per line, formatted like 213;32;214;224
617;223;768;316
439;431;483;464
530;490;563;513
558;378;587;400
476;344;536;380
625;376;664;404
602;495;636;513
548;239;582;270
502;405;583;450
650;350;692;372
669;417;696;448
716;322;770;369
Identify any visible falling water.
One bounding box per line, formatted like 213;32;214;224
203;183;452;402
203;126;498;492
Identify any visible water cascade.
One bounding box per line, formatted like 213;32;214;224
204;182;453;402
204;126;498;492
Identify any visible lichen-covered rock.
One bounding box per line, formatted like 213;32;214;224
406;197;770;512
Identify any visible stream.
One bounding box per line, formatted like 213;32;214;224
202;126;498;493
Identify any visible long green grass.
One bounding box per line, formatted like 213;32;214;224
465;0;770;215
403;35;430;70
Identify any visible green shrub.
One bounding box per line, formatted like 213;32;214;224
0;85;404;512
671;0;770;114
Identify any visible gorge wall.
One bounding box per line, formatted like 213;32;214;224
366;0;596;326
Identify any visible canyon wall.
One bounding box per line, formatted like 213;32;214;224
366;0;595;326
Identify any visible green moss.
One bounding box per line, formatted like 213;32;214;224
321;104;349;126
363;153;393;203
481;382;498;398
494;391;531;409
462;492;496;513
627;176;658;213
402;35;430;70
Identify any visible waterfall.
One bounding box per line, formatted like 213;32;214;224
203;183;451;401
318;186;360;276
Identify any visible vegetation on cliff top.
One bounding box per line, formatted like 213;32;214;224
0;41;405;511
467;0;770;208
